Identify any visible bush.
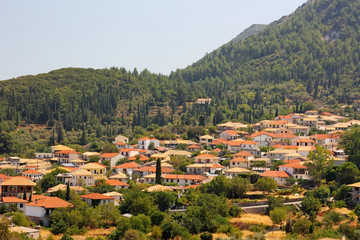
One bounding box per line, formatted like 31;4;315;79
270;207;287;224
200;232;213;240
12;212;31;227
323;211;345;225
229;205;242;217
292;219;311;234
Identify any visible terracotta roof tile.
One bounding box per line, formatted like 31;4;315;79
261;170;290;178
80;193;115;200
2;197;28;203
106;180;129;186
194;154;219;159
26;196;73;208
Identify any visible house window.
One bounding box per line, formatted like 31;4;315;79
46;209;50;215
20;204;23;208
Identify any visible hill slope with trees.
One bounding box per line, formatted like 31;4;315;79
1;0;360;130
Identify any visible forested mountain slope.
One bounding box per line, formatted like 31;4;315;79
1;0;360;129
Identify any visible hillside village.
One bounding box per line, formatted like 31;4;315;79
1;109;360;239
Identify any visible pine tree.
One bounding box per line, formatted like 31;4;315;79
155;159;162;185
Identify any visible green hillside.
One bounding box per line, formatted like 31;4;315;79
1;0;360;130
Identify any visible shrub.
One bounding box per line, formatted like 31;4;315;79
200;232;213;240
292;219;311;235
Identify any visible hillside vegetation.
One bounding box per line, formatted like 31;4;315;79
1;0;360;130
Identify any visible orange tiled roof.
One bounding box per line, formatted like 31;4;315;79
119;148;138;153
186;145;201;149
101;153;120;158
163;174;205;180
273;145;298;150
294;138;315;143
242;140;258;145
222;130;239;136
2;197;28;203
26;196;73;208
210;164;225;169
80;193;114;200
134;166;173;173
310;134;331;139
250;131;270;138
210;138;228;145
115;142;127;146
279;162;307;169
272;133;298;139
213;148;222;152
22;170;41;174
106;179;129;186
194;154;219;159
1;176;36;186
128;155;149;161
228;140;243;146
113;162;140;169
261;170;290;178
233;151;254;157
230;157;248;162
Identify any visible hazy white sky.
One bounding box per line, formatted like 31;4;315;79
0;0;306;80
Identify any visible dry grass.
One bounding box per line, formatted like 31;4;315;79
40;227;116;240
265;231;286;240
230;213;273;226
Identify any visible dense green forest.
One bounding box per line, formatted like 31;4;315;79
1;0;360;132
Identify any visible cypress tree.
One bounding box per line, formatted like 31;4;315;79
66;182;70;201
155;159;162;185
57;125;64;144
80;124;87;145
23;188;26;200
29;192;32;202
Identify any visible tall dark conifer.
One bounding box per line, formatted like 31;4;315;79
155;159;162;185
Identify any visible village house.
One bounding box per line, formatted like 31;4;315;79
9;226;40;239
250;132;273;147
56;169;96;187
80;193;115;206
138;137;160;150
199;135;214;147
113;162;140;176
186;163;225;175
22;170;43;183
133;166;173;178
196;98;212;104
232;151;254;160
1;196;28;211
194;154;220;164
82;152;101;161
53;150;80;163
224;167;252;177
278;162;309;180
260;170;290;185
69;159;87;167
34;153;54;159
119;148;140;158
81;162;107;175
348;182;360;203
108;173;128;183
25;196;73;226
230;157;250;169
115;142;133;149
227;140;243;152
100;153;124;168
112;134;129;144
144;174;206;186
267;149;298;161
219;130;240;140
217;122;248;131
210;138;229;148
186;145;202;152
294;138;316;147
1;177;36;198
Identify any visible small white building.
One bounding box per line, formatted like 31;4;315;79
80;193;115;206
138;137;160;150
